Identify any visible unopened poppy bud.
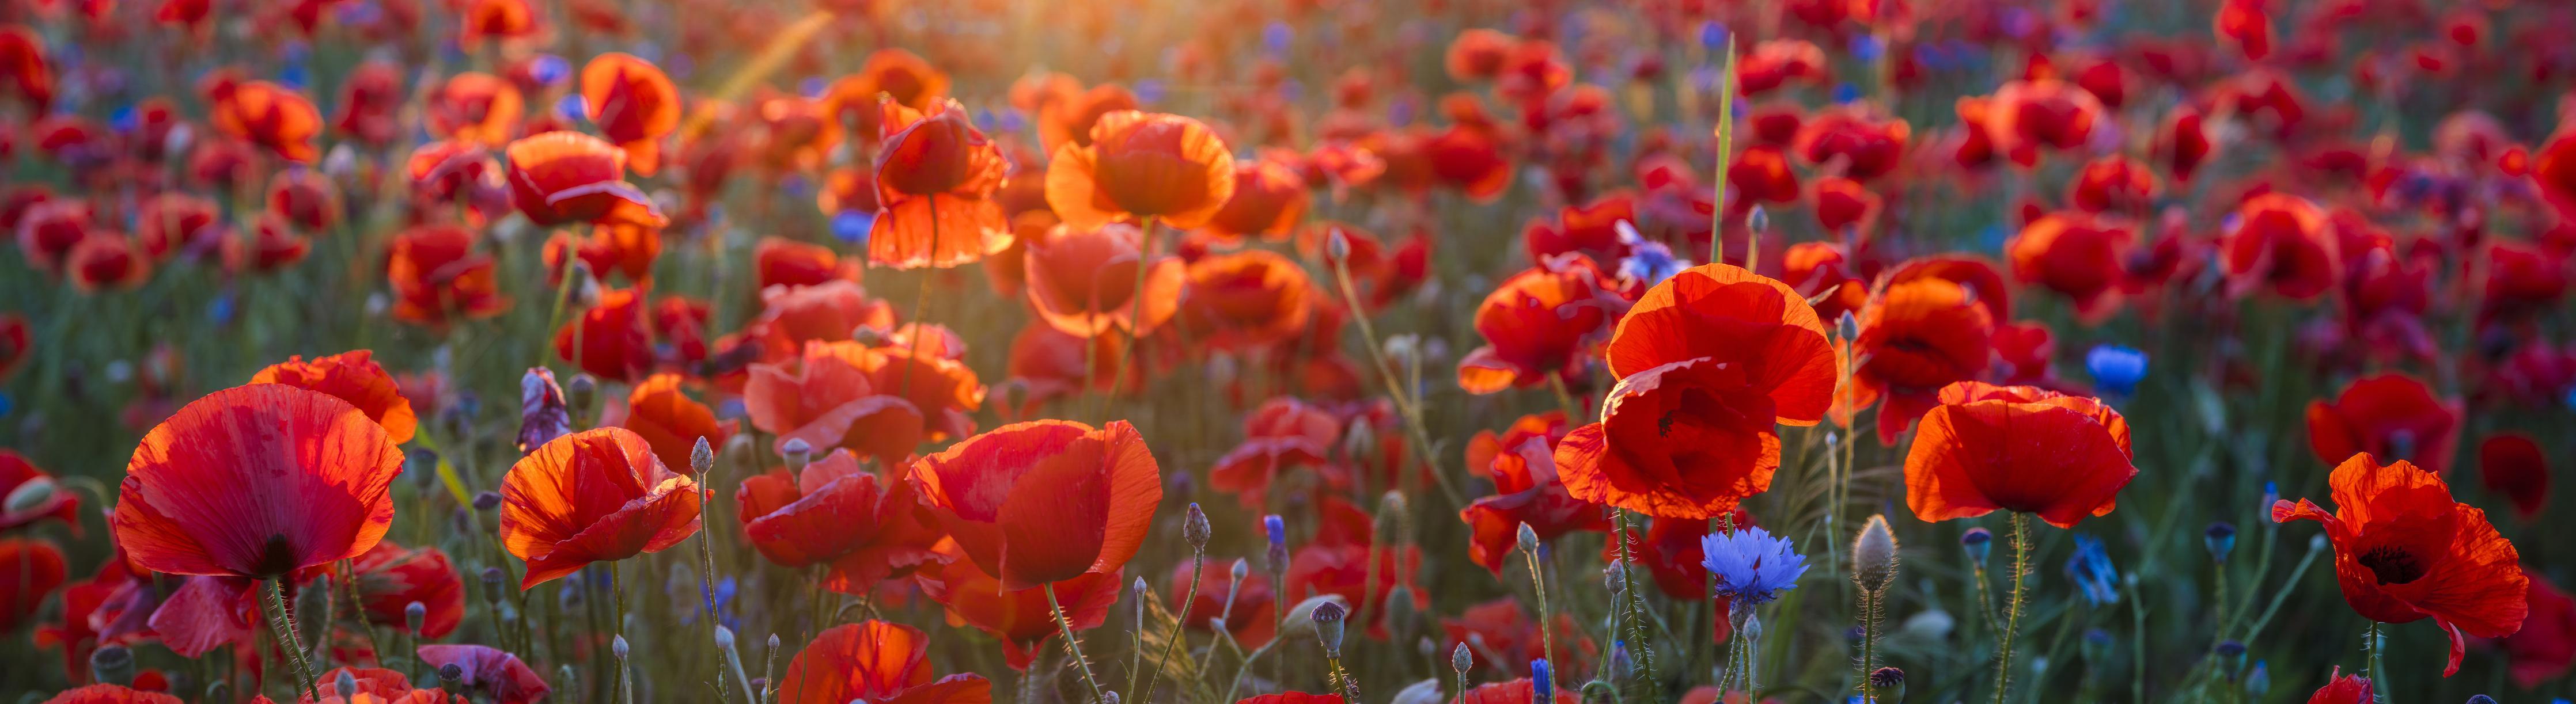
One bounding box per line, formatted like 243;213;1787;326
1182;503;1211;551
1516;522;1541;554
1836;310;1859;340
482;567;506;602
1230;558;1250;583
565;373;597;412
3;475;55;514
691;436;715;476
1603;561;1628;594
1385;585;1416;630
1132;576;1151;629
1451;642;1472;675
406;601;427;633
473;490;503;512
781;437;812;471
90;644;134;686
1869;667;1904;702
1961;527;1993;566
2204;522;2237;562
613;634;630;660
337;668;359;697
1311;600;1348;654
1747;205;1770;232
1326;227;1352;261
2244;661;2269;697
1853;514;1899;591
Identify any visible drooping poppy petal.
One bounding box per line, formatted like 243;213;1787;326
114;385;404;578
869;97;1011;269
1022;222;1186;338
2306;373;2461;476
778;619;995;704
505;131;666;229
350;541;465;638
0;538;66;633
498;428;702;588
581;53;681;176
914;539;1119;671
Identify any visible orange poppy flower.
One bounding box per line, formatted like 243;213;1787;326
1001;321;1130;417
753;94;841;173
2275;454;2528;676
334;61;403;148
1;450;78;532
778;620;992;704
425;73;524;147
1423;122;1511;202
1983;79;2105;168
498;428;702;588
1904;382;2135;528
1035;83;1138;154
1446;29;1514;81
456;0;539;47
1440;598;1594;678
914;538;1119;671
36;684;180;703
1460;413;1605;573
554;287;655;382
1045;111;1237;230
755;236;854;290
209;81;321;163
1457;255;1624;394
1853;275;1996;444
740;280;899;359
736;449;945;595
0;537;65;633
1022;222;1185;338
580;53;680;176
870;97;1011;269
2220;193;2340;300
910;420;1161;590
504;131;666;229
387;224;510;327
1181;250;1315;351
349;541;464;639
2306;372;2461;475
65;234;149;292
544;222;661;285
406;139;503;204
615;373;734;474
113;385;404;577
744;340;980;466
1603;263;1838;418
1202;157;1311;242
249;350;418;444
2006;211;2134;322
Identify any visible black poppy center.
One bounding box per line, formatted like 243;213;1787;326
253;533;300;579
2358;545;2427;585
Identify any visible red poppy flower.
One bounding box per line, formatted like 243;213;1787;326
1424;122;1512;202
223;215;312;274
2070;156;2158;214
348;541;463;639
505;131;666;229
386;224;510;328
2006;211;2134;322
1022;222;1186;338
1046;111;1237;229
1853;275;1997;443
209;81;321;162
1728;146;1802;206
1035;83;1139;154
915;538;1119;670
113;385;403;579
744;340;981;465
2306;373;2461;476
1169;558;1277;649
552;287;655;382
249;351;417;445
0;451;77;532
1904;382;2136;528
65;234;149;292
615;373;734;474
1982;79;2105;167
1181;250;1316;351
0;538;64;633
736;449;945;595
2303;667;2371;703
2220;193;2340;301
778;619;993;704
910;420;1160;590
456;0;540;46
0;26;54;116
17;200;93;273
1446;29;1515;81
1286;541;1425;638
424;73;523;147
544;221;661;287
581;53;680;176
414;645;551;704
1203;157;1312;242
1207;397;1346;508
740;281;899;359
1811;177;1881;235
145;573;253;658
298;665;467;703
870;97;1011;269
1457;679;1579;704
753;237;853;291
2275;454;2527;676
266;170;342;233
1460;414;1605;574
1736;39;1828;97
1457;255;1624;394
498;428;702;588
823;50;950;135
1794;107;1910;181
2477;433;2548;521
332;61;403;148
0;313;26;383
2479;242;2569;324
38;685;181;703
2215;0;2274;62
1441;598;1593;678
134;193;217;261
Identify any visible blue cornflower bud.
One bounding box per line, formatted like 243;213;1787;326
2204;523;2237;562
2085;344;2149;397
1961;527;1993;566
1265;514;1287;546
1530;659;1552;700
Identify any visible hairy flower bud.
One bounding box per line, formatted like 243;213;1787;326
1451;642;1473;675
691;436;716;476
1182;503;1211;551
1853;514;1899;591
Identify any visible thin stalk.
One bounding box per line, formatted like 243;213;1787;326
612;561;632;704
1992;513;2030;704
1329;249;1465;507
1139;552;1204;704
1046;582;1111;704
1524;542;1558;690
262;578;323;702
1611;509;1660;687
2365;621;2388;704
1711;33;1737;265
1095;216;1160;421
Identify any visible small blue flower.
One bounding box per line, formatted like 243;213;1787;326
1850;35;1884;62
1698;21;1729;50
799;75;829;99
2085;345;2148;397
2065;534;2120;606
1530;660;1552;700
831;211;874;245
1135;79;1166;105
1832;82;1861;104
1262;22;1294;55
1699;526;1809;604
555;94;588;122
1615;221;1689;290
1264;514;1286;547
209;293;237;326
527;54;571;86
0;393;13;419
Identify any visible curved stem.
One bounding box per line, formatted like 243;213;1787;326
1991;513;2029;704
1094;217;1158;421
1139;552;1204;704
262;578;322;702
1328;250;1464;507
1045;582;1111;704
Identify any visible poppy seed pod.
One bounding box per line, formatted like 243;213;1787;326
1183;502;1211;551
1869;667;1905;702
1853;514;1899;591
2204;522;2236;562
1312;599;1348;654
90;644;134;686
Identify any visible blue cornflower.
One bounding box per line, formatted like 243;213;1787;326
2085;344;2148;397
830;211;874;245
1264;514;1286;547
1615;220;1689;291
2065;534;2120;606
1699;527;1809;604
1531;660;1552;701
527;54;571;87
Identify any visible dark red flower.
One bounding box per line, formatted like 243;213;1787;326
2006;211;2134;322
1439;598;1593;678
1794;108;1910;181
2505;568;2576;688
350;541;464;638
2306;373;2461;476
553;287;655;383
1457;255;1624;394
2476;432;2547;521
2304;667;2371;703
0;450;77;532
0;537;65;633
1457;679;1579;704
114;385;404;577
2275;454;2527;676
2221;193;2341;301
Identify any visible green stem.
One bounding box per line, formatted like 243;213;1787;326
261;578;323;702
1045;582;1111;704
1138;552;1204;704
1525;542;1557;690
1992;513;2029;704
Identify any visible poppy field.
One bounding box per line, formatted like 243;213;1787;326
5;0;2576;702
